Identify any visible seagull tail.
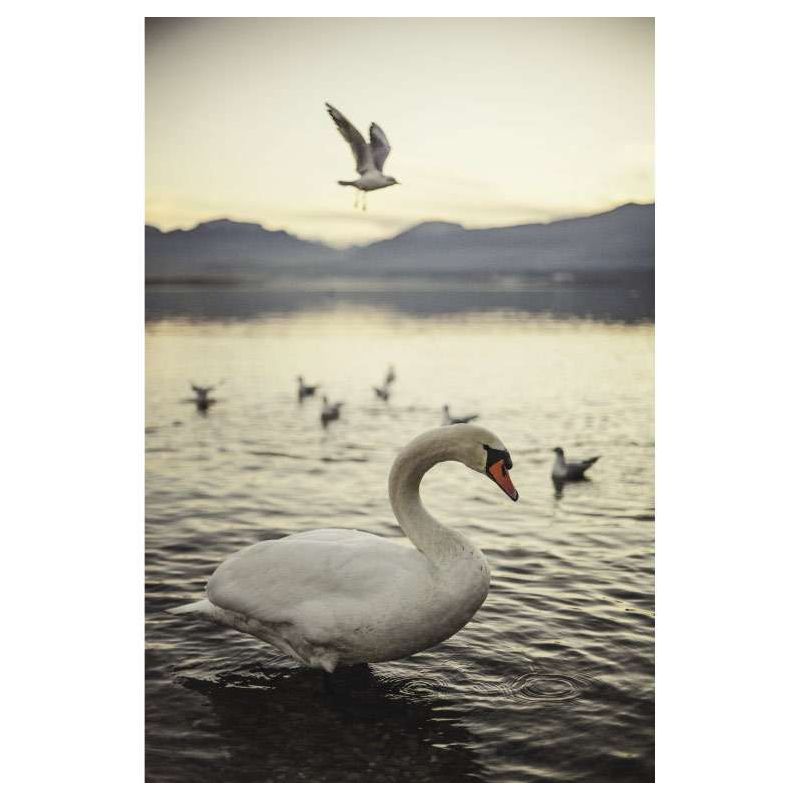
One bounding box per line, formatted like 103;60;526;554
338;180;357;187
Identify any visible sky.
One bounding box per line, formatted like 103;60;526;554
145;17;653;246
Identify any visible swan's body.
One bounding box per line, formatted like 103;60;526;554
170;425;518;672
551;447;601;480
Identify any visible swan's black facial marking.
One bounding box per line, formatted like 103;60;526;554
483;444;518;502
483;445;512;472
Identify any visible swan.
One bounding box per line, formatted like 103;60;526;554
169;424;518;672
442;404;479;425
551;446;601;480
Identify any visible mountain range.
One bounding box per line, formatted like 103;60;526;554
145;202;654;281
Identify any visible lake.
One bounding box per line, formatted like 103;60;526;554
145;288;654;782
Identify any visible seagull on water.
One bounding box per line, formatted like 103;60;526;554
325;103;400;210
442;405;480;426
551;447;601;481
190;382;219;411
297;375;320;401
321;396;344;426
373;384;391;402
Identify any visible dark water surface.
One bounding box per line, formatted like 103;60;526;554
145;300;654;782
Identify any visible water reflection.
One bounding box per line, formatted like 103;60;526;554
167;664;484;782
146;274;654;325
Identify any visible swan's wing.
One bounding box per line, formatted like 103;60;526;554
369;123;391;172
207;530;429;628
326;103;373;175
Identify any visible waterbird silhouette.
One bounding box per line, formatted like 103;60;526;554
297;375;319;401
442;404;479;425
320;395;344;426
190;382;219;412
373;383;391;401
551;447;601;481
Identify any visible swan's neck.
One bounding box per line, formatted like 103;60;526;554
388;431;477;564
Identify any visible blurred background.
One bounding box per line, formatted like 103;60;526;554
145;17;654;783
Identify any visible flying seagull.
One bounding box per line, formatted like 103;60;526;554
325;103;399;210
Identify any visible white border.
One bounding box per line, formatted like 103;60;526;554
5;1;799;794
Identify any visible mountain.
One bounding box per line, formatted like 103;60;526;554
145;218;343;279
350;203;654;275
145;204;654;281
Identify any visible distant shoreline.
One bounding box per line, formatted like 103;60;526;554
145;269;654;291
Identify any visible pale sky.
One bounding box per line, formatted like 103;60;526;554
145;17;653;246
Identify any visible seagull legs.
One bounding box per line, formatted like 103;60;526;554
353;190;359;209
362;192;368;212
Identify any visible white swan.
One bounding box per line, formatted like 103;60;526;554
170;424;518;672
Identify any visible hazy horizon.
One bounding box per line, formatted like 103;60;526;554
146;18;654;247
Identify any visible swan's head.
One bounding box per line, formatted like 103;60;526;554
451;424;518;502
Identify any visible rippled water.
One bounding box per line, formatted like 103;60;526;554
145;304;654;782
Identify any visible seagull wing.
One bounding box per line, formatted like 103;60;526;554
369;123;391;172
326;103;373;174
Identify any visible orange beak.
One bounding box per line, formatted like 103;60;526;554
488;460;519;502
